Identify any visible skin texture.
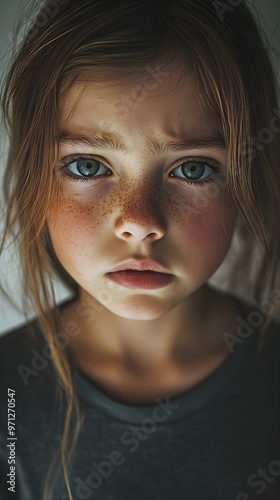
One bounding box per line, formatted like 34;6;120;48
47;64;239;400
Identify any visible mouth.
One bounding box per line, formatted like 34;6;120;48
106;269;174;290
108;258;172;274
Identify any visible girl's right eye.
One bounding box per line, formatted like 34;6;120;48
60;156;111;182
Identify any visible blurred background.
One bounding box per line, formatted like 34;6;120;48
0;0;280;335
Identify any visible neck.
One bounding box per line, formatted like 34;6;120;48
62;284;228;373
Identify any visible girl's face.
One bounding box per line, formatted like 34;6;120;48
48;66;237;320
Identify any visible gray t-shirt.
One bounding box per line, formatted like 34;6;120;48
0;293;279;500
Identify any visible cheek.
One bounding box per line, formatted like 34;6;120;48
188;208;233;248
174;194;237;257
50;179;116;238
47;197;105;265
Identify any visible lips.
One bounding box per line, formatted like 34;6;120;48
106;259;174;289
108;259;172;274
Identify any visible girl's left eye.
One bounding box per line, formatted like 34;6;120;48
170;159;220;187
60;156;111;182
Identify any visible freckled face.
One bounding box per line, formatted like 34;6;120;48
47;67;237;320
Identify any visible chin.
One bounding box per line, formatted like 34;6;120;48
115;310;164;321
104;298;171;321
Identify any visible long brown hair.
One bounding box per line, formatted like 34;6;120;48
1;0;280;498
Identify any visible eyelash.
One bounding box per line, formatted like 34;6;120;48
59;154;222;188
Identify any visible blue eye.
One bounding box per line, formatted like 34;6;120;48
61;156;110;181
59;155;221;187
171;160;219;185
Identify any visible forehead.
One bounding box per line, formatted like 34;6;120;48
59;66;223;150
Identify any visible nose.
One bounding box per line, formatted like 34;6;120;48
115;221;165;242
114;191;166;243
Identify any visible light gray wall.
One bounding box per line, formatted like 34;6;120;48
0;0;279;335
257;0;280;55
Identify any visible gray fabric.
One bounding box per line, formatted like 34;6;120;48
0;294;279;500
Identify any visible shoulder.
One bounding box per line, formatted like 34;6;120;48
0;321;64;465
0;319;55;394
228;292;280;341
259;317;280;361
0;319;41;349
0;318;42;362
242;302;280;376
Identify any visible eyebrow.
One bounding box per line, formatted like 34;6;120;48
59;129;226;155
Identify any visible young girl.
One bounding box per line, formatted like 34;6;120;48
0;0;280;499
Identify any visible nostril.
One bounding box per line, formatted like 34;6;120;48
115;221;165;242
